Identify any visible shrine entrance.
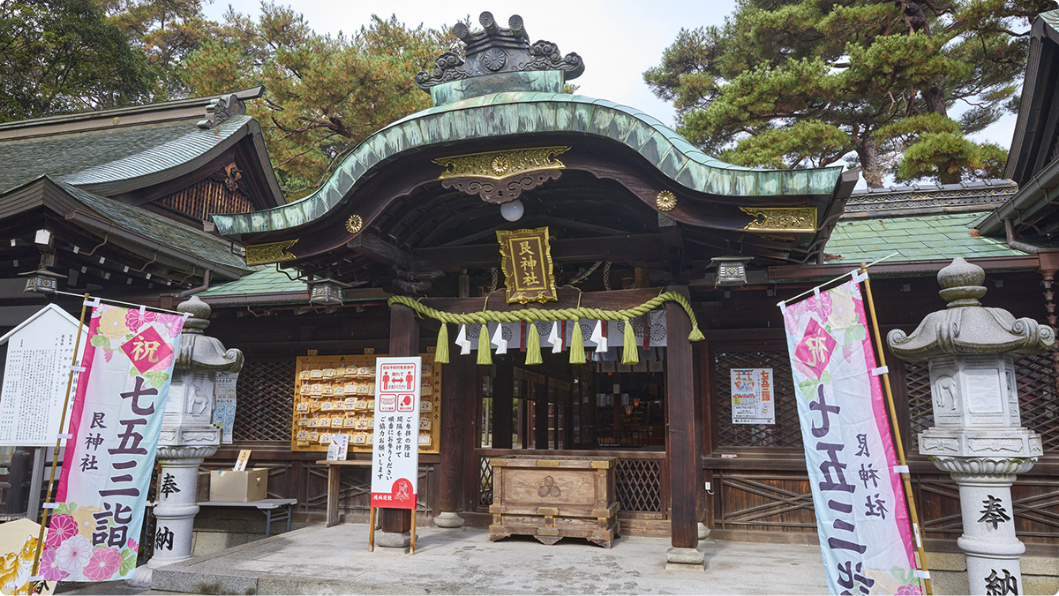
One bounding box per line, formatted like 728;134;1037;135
472;328;673;533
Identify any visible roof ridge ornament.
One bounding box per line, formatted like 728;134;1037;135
414;12;584;91
197;94;246;130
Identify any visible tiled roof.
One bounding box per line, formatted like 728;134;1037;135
824;213;1026;264
58;181;251;273
213;92;843;235
198;266;307;297
0;116;251;194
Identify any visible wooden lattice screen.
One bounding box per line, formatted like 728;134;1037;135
233;359;295;442
905;351;1059;453
478;457;493;508
714;350;802;448
615;459;662;512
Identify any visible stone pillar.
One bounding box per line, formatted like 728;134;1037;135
888;258;1054;595
127;296;243;588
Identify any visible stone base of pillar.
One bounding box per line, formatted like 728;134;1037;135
434;512;465;528
697;523;710;540
376;530;414;548
665;547;704;570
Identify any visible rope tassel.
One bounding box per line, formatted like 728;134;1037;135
435;323;449;364
525;323;543;365
569;321;586;364
622;320;639;365
477;323;492;366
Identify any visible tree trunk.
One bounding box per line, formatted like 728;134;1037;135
923;86;947;116
856;139;884;188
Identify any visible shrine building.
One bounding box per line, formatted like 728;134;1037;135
0;8;1056;576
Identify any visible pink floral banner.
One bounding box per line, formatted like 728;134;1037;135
781;279;922;595
42;304;185;582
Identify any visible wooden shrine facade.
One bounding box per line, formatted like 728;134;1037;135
190;12;1059;554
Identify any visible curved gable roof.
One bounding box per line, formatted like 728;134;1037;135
213;92;844;236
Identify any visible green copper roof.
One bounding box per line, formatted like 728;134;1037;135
0;116;252;195
213;92;843;236
57;180;252;274
824;213;1026;264
198;266;307;297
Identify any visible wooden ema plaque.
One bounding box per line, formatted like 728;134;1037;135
292;353;441;453
488;456;620;548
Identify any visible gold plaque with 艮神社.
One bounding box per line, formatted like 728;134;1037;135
497;227;557;304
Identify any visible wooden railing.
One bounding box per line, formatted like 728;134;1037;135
475;448;669;517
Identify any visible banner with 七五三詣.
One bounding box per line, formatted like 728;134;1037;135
781;279;923;595
40;303;185;583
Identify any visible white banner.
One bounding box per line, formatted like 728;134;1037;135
370;357;420;509
782;280;922;595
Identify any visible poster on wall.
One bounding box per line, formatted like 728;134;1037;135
780;278;922;595
730;368;774;425
44;303;185;583
212;372;238;444
370;357;421;510
0;304;88;446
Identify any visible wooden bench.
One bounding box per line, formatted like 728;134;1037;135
197;498;298;538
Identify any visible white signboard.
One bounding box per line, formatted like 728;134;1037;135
370;357;420;509
212;372;238;444
0;304;87;446
731;368;775;425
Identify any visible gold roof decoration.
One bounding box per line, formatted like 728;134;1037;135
740;207;817;232
435;147;569;181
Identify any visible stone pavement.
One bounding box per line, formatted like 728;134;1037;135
58;524;830;595
54;523;1059;595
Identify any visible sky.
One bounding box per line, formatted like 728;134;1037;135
203;0;1019;182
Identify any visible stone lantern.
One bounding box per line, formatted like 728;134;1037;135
888;258;1054;595
128;296;243;588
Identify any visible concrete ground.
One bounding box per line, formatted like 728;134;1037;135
53;523;1059;595
57;524;830;595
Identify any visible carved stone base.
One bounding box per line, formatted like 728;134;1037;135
434;511;466;528
376;530;413;548
666;547;704;569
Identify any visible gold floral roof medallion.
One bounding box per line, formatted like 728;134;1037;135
656;190;677;212
345;214;363;234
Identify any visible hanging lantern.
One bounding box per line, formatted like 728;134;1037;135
308;278;348;306
710;256;753;287
21;269;63;294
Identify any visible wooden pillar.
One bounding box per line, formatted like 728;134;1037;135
562;385;574;450
665;290;701;549
382;304;418;534
534;381;548;450
438;351;474;515
493;359;513;449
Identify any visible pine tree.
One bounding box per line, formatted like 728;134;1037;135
645;0;1053;186
183;3;455;198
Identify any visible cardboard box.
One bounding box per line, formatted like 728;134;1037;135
209;468;267;502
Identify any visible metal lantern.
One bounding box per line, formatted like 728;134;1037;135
308;278;346;306
710;256;753;287
21;269;62;294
